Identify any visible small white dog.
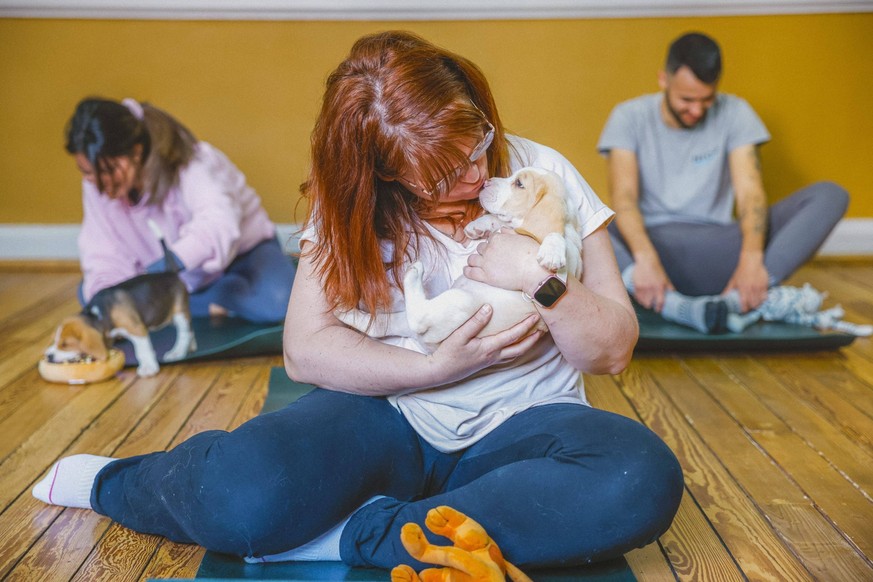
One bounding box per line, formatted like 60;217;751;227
337;167;582;350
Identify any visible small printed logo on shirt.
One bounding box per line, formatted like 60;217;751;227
692;149;718;165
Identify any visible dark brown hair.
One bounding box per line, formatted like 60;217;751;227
666;32;722;84
65;97;196;205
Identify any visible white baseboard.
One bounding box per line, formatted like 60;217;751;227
0;224;83;260
2;0;871;21
1;219;869;261
817;218;873;257
0;224;304;261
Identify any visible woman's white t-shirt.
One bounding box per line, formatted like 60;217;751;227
303;135;614;452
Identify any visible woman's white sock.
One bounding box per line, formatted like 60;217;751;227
244;496;386;563
32;454;115;509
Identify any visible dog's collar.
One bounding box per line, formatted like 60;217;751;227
514;227;542;244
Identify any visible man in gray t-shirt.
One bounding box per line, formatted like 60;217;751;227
597;32;847;333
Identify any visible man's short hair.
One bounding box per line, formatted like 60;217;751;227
666;32;722;84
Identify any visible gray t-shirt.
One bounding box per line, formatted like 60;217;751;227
597;93;770;226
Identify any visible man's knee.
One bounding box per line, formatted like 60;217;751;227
800;181;849;217
815;181;849;215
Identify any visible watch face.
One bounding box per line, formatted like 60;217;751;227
534;276;567;308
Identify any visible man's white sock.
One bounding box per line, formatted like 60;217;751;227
722;289;744;314
623;263;727;333
32;454;115;509
661;292;727;334
244;496;386;563
621;264;636;293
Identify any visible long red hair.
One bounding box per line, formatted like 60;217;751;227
301;30;512;315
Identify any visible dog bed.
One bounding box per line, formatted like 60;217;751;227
634;305;856;352
117;317;283;366
187;367;636;582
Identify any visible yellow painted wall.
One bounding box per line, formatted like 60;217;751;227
1;13;870;226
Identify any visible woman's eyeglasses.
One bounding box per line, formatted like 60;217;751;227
403;118;495;197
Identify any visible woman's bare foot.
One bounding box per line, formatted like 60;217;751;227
208;303;229;317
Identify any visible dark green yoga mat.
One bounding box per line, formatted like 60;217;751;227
118;316;283;366
634;305;855;352
194;553;635;581
190;367;636;582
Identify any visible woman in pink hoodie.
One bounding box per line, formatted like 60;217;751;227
66;97;295;323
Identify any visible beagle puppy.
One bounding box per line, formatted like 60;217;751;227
337;167;582;350
46;249;196;378
468;166;582;276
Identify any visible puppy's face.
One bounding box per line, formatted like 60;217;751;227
45;316;109;362
478;167;559;224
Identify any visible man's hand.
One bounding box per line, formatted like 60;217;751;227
722;250;769;311
632;254;674;312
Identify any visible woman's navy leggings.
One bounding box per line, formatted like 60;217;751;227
91;388;683;569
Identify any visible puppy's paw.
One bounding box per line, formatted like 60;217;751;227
136;362;160;377
537;233;567;271
164;333;196;362
404;261;425;288
464;215;502;239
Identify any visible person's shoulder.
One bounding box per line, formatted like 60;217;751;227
505;135;602;205
506;134;568;171
711;93;770;144
611;93;659;115
598;93;658;151
189;140;217;162
713;93;758;115
183;141;240;174
602;93;660;133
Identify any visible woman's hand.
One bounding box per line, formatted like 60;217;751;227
285;248;543;395
425;304;544;385
464;229;546;293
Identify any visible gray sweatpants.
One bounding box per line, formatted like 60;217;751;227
609;181;849;296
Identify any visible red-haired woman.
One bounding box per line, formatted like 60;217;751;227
34;31;682;570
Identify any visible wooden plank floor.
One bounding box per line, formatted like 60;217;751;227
0;261;870;581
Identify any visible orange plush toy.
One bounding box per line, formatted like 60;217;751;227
391;506;533;582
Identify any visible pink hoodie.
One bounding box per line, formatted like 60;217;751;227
78;142;276;301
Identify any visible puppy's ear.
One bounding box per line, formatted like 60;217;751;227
79;325;109;361
516;174;566;243
55;318;85;352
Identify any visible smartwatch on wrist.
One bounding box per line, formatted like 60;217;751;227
524;275;568;308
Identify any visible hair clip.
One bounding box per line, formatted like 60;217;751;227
121;98;144;121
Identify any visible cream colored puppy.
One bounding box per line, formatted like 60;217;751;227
469;166;582;276
337;167;582;351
